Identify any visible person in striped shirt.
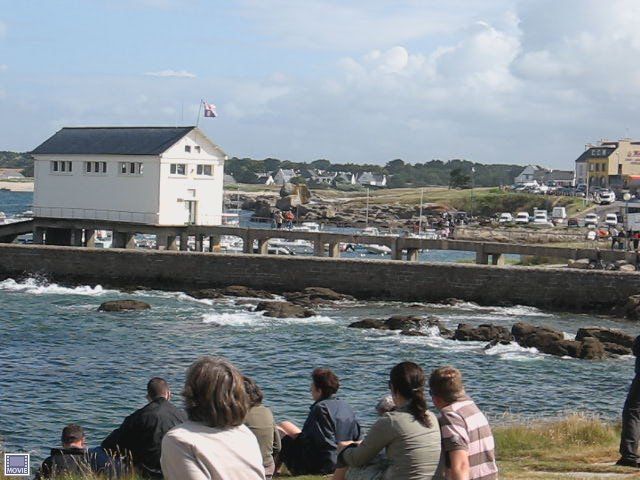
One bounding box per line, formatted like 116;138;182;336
429;366;498;480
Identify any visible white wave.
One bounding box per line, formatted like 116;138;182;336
0;278;111;296
484;342;543;361
563;332;576;340
426;302;551;317
202;311;336;327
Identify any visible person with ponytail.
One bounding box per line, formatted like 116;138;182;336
337;362;443;480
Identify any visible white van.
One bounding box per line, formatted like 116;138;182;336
498;213;513;224
533;210;549;225
552;207;567;221
515;212;530;224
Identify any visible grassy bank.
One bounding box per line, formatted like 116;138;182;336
4;415;636;480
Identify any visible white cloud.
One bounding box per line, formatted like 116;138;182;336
144;69;196;78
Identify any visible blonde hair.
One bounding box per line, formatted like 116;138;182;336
429;366;466;404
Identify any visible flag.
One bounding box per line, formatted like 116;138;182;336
203;101;217;118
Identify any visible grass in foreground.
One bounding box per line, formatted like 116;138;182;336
3;415;637;480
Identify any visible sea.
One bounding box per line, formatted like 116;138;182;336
0;190;637;463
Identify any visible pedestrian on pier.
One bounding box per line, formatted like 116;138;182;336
618;336;640;468
273;210;283;229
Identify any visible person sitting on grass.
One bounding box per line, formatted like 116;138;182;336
429;366;498;480
101;377;186;478
277;367;362;476
336;362;443;480
36;424;113;479
160;356;265;480
243;376;281;479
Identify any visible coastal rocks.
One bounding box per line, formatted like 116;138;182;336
188;289;224;299
284;287;355;307
453;324;512;343
98;299;151;312
254;301;315;318
511;322;607;360
575;327;634;348
348;315;452;337
612;295;640;321
579;337;606;360
349;318;386;329
188;285;274;300
276;196;301;210
567;259;591;270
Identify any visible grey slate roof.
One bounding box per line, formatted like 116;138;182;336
32;126;196;155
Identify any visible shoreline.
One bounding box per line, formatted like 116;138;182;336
0;180;34;192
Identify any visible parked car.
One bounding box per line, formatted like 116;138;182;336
552;207;567;222
533;210;550;225
605;213;619;226
584;213;599;227
498;213;513;224
596;190;616;205
568;217;579;227
515;212;530;224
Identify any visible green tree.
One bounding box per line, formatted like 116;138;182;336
449;168;471;189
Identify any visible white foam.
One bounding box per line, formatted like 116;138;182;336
0;278;111;296
202;311;336;327
563;331;576;340
483;342;543;361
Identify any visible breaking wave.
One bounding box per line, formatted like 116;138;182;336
0;278;111;296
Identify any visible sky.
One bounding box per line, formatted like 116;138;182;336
1;0;640;168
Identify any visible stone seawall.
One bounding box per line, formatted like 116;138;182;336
0;244;638;312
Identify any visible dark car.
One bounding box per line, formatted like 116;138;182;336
568;217;579;227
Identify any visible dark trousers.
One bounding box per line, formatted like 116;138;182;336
620;376;640;462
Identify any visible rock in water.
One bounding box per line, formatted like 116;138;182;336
579;337;606;360
222;285;274;299
612;295;640;320
454;324;513;343
385;315;425;331
575;327;634;348
187;289;224;299
285;287;355;307
98;300;151;312
348;319;387;329
255;301;314;318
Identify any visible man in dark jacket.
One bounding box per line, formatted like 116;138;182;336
101;377;186;478
36;424;112;479
618;336;640;467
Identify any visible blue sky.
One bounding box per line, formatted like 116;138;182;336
2;0;640;167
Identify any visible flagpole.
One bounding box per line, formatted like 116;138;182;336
195;99;203;127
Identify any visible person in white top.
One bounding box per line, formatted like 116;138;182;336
161;356;265;480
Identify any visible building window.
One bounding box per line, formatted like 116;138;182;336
194;146;201;153
119;162;143;175
185;145;191;153
85;161;107;174
196;164;212;176
51;160;72;173
170;163;186;175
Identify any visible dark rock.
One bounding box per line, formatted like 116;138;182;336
348;318;387;329
188;289;224;299
602;342;632;356
222;285;274;299
252;200;273;219
439;298;466;306
280;182;296;197
255;301;314;318
385;315;425;331
276;195;300;211
612;295;640;320
579;337;606;360
575;327;634;348
400;330;427;336
98;299;151;312
454;323;513;342
284;287;355;306
512;322;564;343
483;339;513;350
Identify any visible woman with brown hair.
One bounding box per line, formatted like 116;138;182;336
160;357;264;480
277;367;362;475
336;362;442;480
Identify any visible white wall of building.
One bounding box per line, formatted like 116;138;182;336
158;129;226;225
33;154;161;223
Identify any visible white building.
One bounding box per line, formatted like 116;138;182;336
356;172;387;187
514;165;546;184
31;126;227;225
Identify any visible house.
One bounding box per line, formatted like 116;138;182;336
333;172;356;185
301;169;334;184
533;169;575;187
573;139;640;188
273;168;297;185
0;168;25;180
31;126;227;225
356;172;387;187
255;173;275;185
514;165;547;184
223;173;237;185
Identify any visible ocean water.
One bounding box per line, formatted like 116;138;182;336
0;277;637;463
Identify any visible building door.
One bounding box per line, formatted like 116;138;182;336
185;200;197;224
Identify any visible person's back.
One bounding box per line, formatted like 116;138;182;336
101;377;186;477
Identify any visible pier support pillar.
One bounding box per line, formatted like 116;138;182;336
491;253;505;266
33;227;45;245
406;248;419;262
84;229;96;248
124;232;136;249
391;239;403;260
209;235;221;252
112;231;125;249
314;240;325;257
475;246;489;265
243;232;254;254
167;235;178;251
258;239;269;255
328;242;340;258
70;229;83;247
156;235;167;250
179;233;189;251
195;234;205;252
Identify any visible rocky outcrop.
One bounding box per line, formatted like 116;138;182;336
98;299;151;312
188;285;274;300
512;322;607;360
348;318;386;329
255;301;315;318
454;324;512;343
188;289;224;299
347;315;452;337
575;327;634;348
612;295;640;321
567;259;591;270
284;287;355;307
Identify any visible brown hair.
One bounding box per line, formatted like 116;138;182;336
182;356;248;428
428;366;466;404
61;424;84;445
389;362;432;428
243;376;264;408
312;368;340;399
147;377;169;399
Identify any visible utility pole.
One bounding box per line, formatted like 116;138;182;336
418;187;424;234
365;188;370;227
